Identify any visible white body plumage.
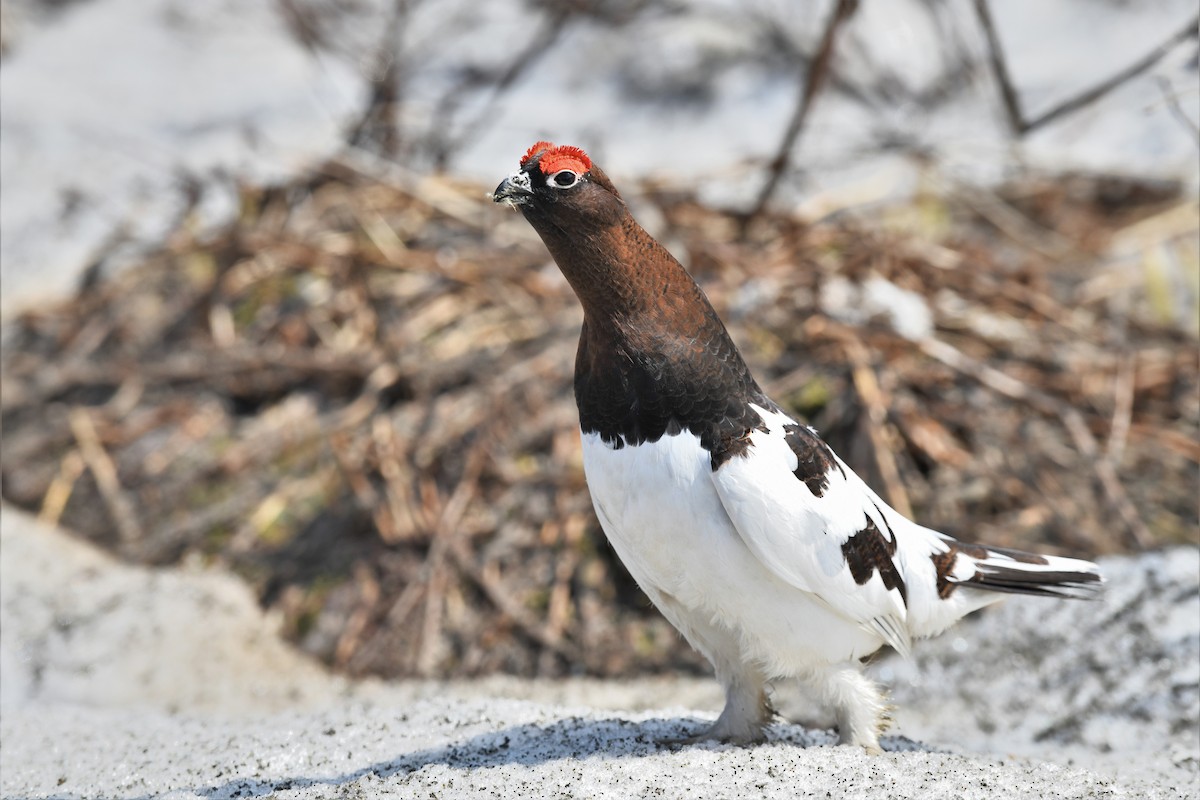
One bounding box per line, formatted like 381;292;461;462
581;404;1098;751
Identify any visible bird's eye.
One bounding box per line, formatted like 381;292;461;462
551;170;579;188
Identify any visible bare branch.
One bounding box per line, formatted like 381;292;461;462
69;407;144;546
973;0;1025;135
347;0;411;156
746;0;859;222
977;3;1200;137
1024;15;1199;133
1154;75;1200;141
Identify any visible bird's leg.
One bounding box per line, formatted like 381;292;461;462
669;664;774;746
708;668;775;744
807;662;890;754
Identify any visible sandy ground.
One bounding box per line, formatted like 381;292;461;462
1;507;1196;799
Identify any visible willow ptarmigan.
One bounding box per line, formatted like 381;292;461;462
493;141;1102;753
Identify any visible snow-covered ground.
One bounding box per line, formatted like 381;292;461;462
2;508;1196;799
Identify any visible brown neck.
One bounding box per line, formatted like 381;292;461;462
523;203;770;454
526;212;687;326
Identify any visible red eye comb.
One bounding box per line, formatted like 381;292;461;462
520;141;555;167
520;142;591;176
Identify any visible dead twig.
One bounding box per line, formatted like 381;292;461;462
38;450;85;528
141;483;265;563
544;513;586;651
838;331;914;519
330;148;495;230
943;178;1076;260
1106;352;1137;465
447;533;582;664
6;347;382;414
68;407;144;546
334;562;381;668
416;439;489;676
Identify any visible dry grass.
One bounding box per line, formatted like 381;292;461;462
2;157;1196;679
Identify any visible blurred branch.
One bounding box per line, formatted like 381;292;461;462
431;7;574;170
69;407;144;547
1106;353;1136;465
1154;75;1200;141
4;347;381;415
941;177;1075;260
746;0;858;223
331;148;496;228
1023;15;1199;133
838;330;914;519
972;0;1024;135
275;0;330;53
448;534;583;663
976;2;1200;136
38;451;85;528
347;0;411;156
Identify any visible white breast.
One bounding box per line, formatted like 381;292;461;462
580;430;883;674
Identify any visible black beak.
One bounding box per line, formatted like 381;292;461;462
493;172;533;205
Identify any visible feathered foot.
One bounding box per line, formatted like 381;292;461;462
663;668;775;747
807;662;891;754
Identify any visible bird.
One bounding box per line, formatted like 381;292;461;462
493;141;1103;753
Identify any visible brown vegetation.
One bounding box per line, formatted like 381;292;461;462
2;157;1196;679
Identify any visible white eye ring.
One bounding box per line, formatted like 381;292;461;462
547;169;580;189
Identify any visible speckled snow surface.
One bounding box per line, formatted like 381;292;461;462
0;698;1175;800
1;509;1197;799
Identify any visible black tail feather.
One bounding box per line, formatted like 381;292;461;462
937;539;1105;600
969;566;1104;599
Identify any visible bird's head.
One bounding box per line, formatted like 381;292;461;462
492;141;624;228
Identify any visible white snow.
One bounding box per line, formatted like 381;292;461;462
2;0;1197;315
0;0;363;314
1;507;1196;799
820;274;935;341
